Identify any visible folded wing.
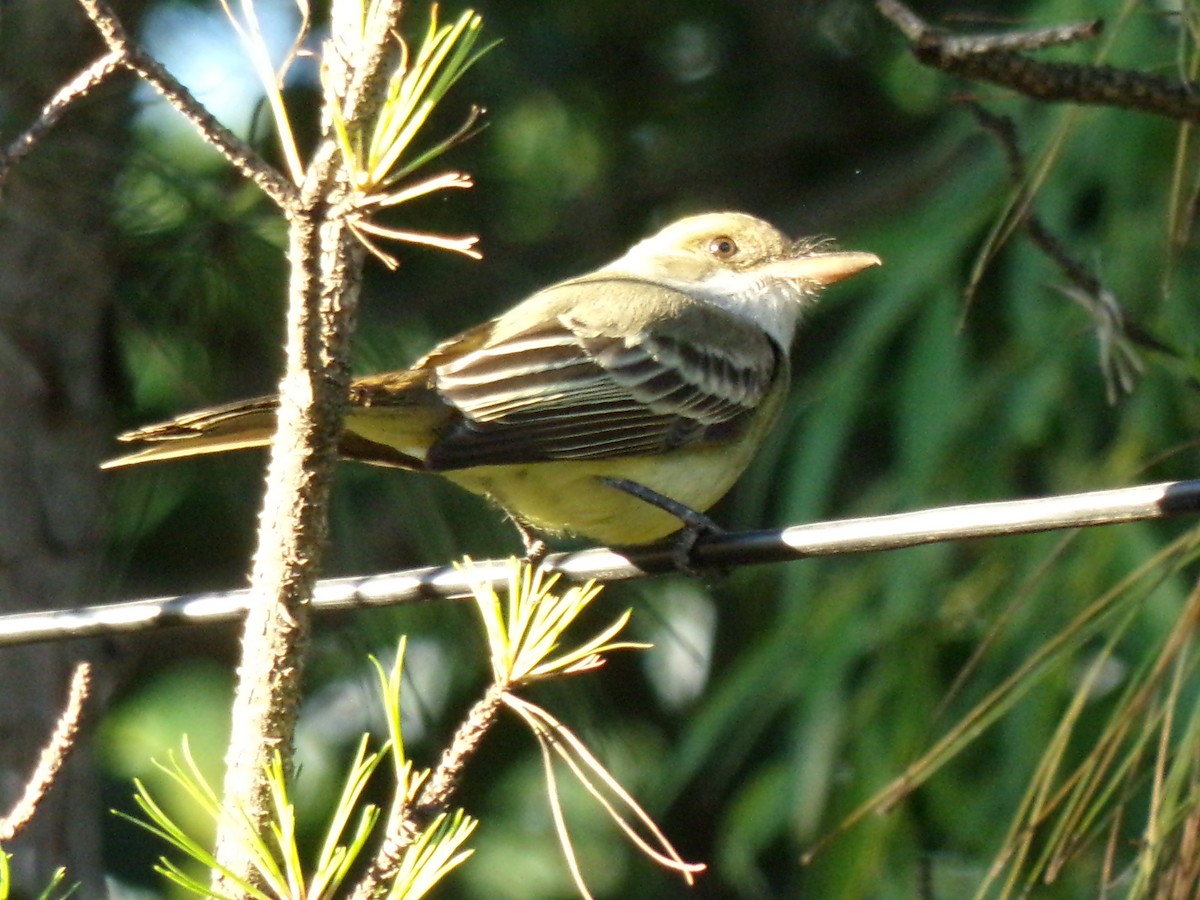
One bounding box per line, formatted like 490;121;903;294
426;282;782;469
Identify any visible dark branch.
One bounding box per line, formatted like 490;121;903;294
877;0;1200;123
960;100;1172;401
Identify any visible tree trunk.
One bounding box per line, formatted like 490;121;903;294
0;0;144;889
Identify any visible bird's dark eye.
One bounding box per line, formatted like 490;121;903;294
707;236;738;259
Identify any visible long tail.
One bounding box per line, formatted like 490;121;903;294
101;397;278;469
104;371;443;470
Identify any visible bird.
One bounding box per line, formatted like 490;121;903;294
104;212;880;552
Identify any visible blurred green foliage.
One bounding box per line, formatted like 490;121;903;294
97;0;1200;896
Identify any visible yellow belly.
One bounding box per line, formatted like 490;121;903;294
349;377;787;545
445;442;760;545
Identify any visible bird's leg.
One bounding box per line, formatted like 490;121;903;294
598;476;724;573
511;517;551;568
599;477;722;532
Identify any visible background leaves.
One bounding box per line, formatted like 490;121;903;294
95;0;1200;896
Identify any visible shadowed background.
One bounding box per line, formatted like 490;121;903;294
4;0;1199;896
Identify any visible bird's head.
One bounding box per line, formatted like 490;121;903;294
608;211;881;346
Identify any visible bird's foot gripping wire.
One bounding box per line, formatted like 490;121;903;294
512;518;551;568
599;477;725;575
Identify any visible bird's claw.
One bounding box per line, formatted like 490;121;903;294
599;476;726;576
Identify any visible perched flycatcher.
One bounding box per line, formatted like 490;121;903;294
104;212;879;546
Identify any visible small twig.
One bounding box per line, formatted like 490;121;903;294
0;663;92;843
877;0;1200;123
2;478;1199;648
961;100;1164;401
76;0;298;208
414;682;506;816
882;0;1186;402
884;2;1101;55
0;51;123;192
351;683;506;899
960;103;1100;288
